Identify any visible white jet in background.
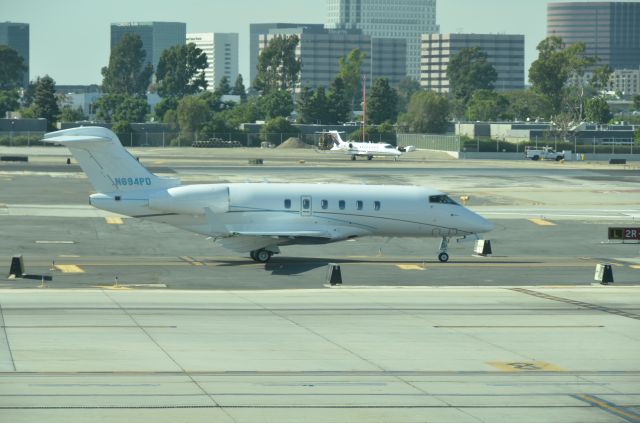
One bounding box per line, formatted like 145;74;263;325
323;130;415;161
42;127;493;263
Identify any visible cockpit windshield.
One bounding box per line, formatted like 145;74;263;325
384;144;395;149
429;195;459;205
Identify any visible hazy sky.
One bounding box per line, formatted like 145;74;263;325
3;0;560;85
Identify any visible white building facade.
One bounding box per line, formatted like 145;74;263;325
420;33;525;93
325;0;438;81
186;32;239;91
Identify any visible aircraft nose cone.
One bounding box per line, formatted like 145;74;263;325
474;215;495;233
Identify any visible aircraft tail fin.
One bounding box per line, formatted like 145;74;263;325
327;130;348;149
42;126;180;193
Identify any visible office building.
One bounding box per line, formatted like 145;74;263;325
259;26;406;91
187;33;239;91
583;68;640;96
326;0;438;80
420;33;525;93
0;22;29;87
250;23;325;88
111;22;186;71
547;2;640;70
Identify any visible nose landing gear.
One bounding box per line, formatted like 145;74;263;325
438;237;449;262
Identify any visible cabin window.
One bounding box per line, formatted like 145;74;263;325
302;198;310;209
429;195;458;205
321;199;328;209
374;201;381;211
114;195;121;201
284;199;291;209
356;200;363;210
339;200;346;210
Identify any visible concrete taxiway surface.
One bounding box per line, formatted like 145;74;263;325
1;147;640;421
1;287;639;422
1;150;639;289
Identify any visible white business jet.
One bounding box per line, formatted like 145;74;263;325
42;127;493;263
324;130;415;161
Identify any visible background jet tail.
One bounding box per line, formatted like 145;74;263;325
42;126;180;193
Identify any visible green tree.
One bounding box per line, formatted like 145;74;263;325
327;76;351;124
502;90;553;121
446;47;497;104
259;90;293;119
0;89;19;118
32;75;59;129
529;36;596;114
260;116;297;143
155;97;179;122
59;105;87;122
215;76;231;95
21;81;37;107
296;86;315;124
395;77;421;115
338;48;366;109
366;77;398;124
296;86;330;124
156;43;208;98
398;91;450;133
635;128;640;145
101;33;153;98
176;96;211;136
95;93;147;123
465;90;509;121
632;95;640;111
0;45;27;90
253;35;301;94
584;97;612;124
231;74;247;100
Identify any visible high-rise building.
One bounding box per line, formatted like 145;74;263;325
259;26;406;91
187;33;239;91
250;23;325;89
420;33;525;93
0;22;29;87
110;22;186;71
325;0;438;81
547;2;640;69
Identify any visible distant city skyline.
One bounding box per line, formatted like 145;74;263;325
4;0;574;86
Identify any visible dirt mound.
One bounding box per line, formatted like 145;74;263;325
277;137;312;149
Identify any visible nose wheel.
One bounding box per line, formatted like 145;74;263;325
250;249;273;263
438;237;450;262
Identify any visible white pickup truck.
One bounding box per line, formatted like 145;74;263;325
524;146;565;161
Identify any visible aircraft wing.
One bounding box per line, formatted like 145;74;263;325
230;230;332;238
217;230;334;253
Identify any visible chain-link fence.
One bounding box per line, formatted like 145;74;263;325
3;130;636;154
396;134;461;152
0;131;47;146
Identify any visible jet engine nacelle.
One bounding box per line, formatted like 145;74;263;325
148;185;229;215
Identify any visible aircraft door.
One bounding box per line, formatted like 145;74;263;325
300;195;312;216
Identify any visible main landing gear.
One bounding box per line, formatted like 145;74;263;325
250;249;273;263
438;237;450;262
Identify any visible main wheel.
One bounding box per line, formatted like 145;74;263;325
249;250;258;260
351;155;356;161
367;155;373;160
255;249;273;263
438;252;449;263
